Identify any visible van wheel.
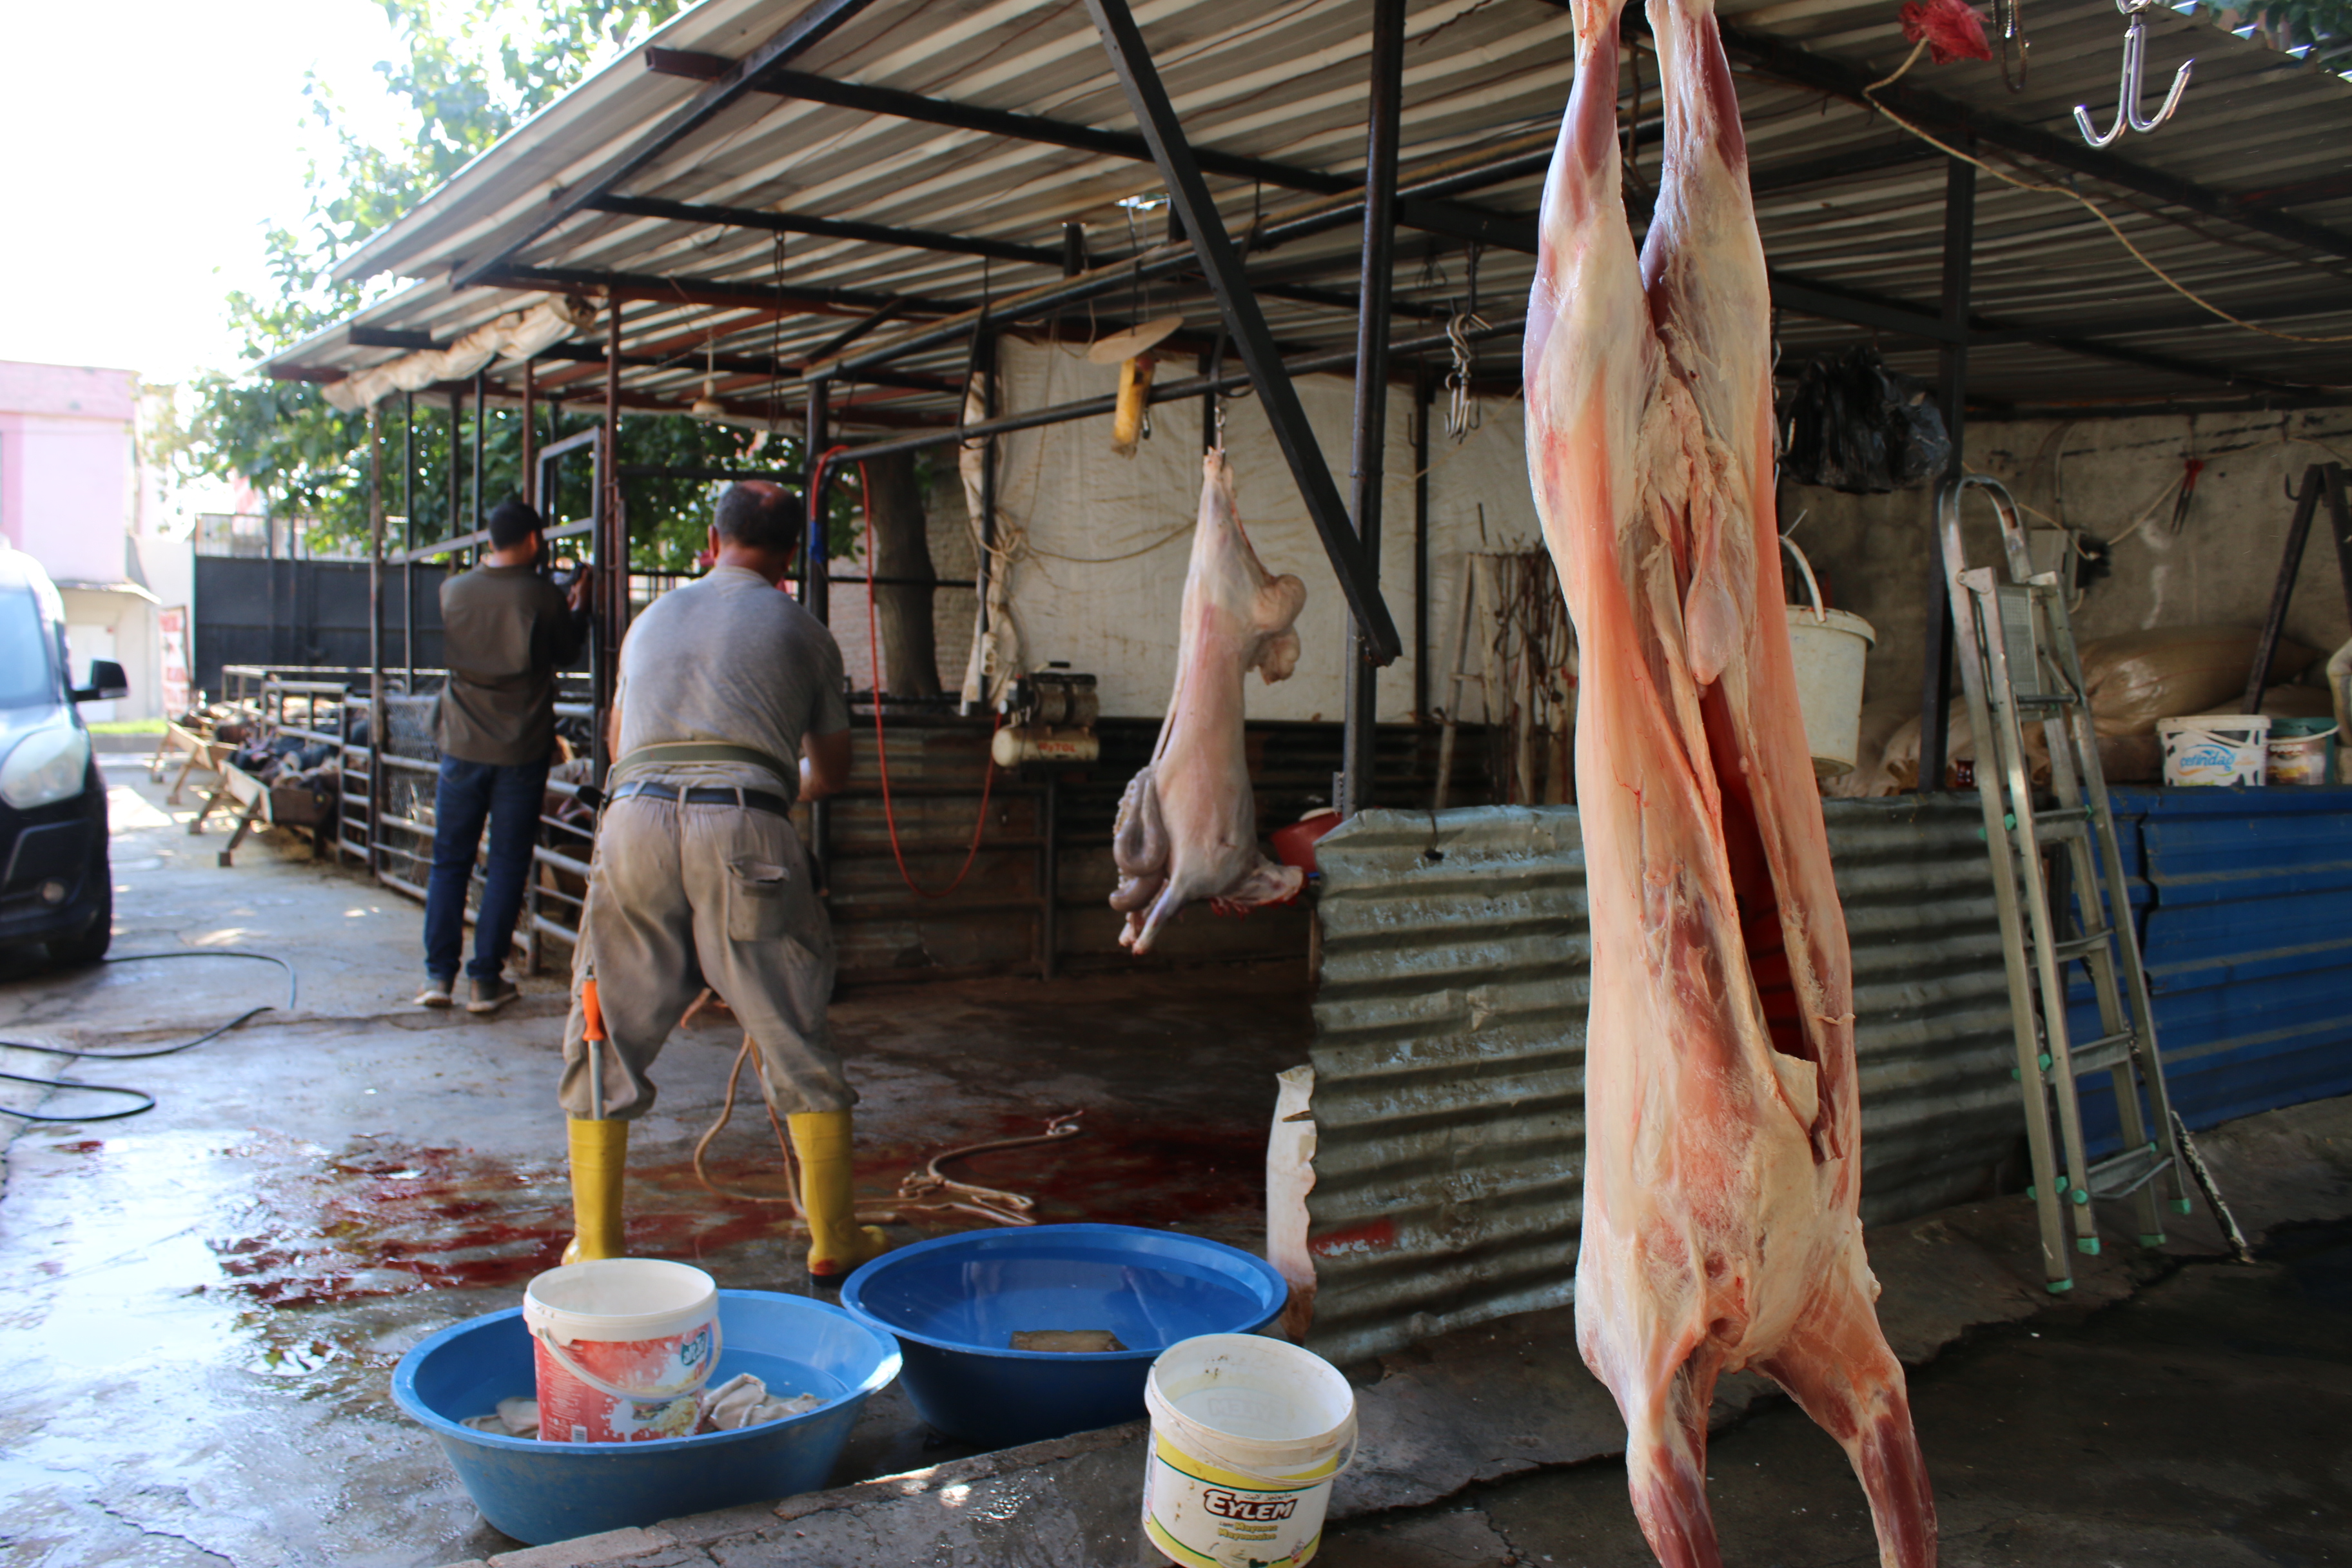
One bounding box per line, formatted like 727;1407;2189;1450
46;856;112;966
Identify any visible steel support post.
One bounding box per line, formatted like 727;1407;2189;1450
446;391;462;556
804;378;832;622
402;392;416;689
1083;0;1400;663
1338;0;1406;817
594;298;623;778
1413;365;1435;724
471;368;487;538
803;375;834;897
521;358;538;509
1919;154;1974;794
368;408;386;877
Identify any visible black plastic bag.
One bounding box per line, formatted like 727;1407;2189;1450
1781;347;1951;494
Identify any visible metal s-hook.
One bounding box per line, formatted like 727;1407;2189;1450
2074;0;2193;148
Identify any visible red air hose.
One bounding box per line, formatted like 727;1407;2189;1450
809;446;996;899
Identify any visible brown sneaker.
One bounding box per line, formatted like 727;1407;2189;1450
416;976;455;1008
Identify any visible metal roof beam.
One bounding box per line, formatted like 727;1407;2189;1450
585;192;1064;268
450;0;881;290
1084;0;1400;664
1714;19;2352;266
478;263;967;320
1767;269;2318;394
645;49;1523;253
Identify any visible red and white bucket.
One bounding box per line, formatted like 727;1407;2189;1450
525;1259;720;1444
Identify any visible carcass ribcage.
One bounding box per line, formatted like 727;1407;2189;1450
1524;1;1937;1565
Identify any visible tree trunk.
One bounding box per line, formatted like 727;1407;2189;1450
865;451;941;698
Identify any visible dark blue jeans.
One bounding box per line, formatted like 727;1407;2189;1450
423;756;549;983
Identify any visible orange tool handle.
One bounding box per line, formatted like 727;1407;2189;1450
582;977;605;1042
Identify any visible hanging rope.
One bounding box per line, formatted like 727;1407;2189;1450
1862;40;2352;351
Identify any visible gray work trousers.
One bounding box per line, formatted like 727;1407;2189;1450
559;793;850;1121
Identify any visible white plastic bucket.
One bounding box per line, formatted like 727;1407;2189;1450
2158;713;2271;787
525;1258;720;1444
1142;1333;1357;1568
2267;719;2337;787
1787;607;1877;778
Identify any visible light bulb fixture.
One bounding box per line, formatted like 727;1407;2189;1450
691;339;724;419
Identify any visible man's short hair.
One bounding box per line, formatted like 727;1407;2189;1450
714;482;803;555
487;498;543;550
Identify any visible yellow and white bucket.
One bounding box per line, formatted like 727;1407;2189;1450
1141;1333;1357;1568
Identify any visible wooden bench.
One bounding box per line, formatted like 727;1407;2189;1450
189;763;336;867
148;722;231;805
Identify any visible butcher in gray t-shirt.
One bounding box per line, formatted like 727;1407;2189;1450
556;482;890;1284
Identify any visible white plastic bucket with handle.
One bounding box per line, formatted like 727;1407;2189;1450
1142;1333;1358;1568
1778;538;1876;778
2158;713;2271;787
525;1259;720;1444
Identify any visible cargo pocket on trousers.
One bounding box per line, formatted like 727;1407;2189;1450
726;860;793;942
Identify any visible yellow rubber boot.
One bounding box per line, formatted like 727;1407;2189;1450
788;1110;891;1279
562;1117;628;1265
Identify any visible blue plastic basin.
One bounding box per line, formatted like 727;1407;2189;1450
839;1223;1286;1449
392;1288;899;1546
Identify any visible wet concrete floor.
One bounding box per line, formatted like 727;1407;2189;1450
0;764;1311;1565
1325;1218;2352;1567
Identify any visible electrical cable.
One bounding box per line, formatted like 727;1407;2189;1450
830;448;1001;899
0;950;298;1123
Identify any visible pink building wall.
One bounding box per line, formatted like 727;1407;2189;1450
0;361;139;583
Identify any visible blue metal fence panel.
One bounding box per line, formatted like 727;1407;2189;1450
2069;787;2352;1152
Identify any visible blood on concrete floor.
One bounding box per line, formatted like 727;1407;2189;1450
0;768;1317;1565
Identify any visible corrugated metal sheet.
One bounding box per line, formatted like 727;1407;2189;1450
264;0;2352;419
2072;787;2352;1151
1299;795;2013;1366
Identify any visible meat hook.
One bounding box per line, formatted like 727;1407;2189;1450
2073;0;2193;149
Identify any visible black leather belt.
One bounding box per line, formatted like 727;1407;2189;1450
609;780;795;818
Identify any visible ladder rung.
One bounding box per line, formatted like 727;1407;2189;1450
2010;689;2080;710
2035;930;2112;963
2062;1030;2141;1077
2032;812;2092;845
2087;1144;2172;1200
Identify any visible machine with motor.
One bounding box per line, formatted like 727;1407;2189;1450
992;666;1102;769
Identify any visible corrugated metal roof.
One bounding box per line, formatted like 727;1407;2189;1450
266;0;2352;425
1298;795;2015;1367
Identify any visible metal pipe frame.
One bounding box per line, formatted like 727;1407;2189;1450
1339;0;1406;816
1919;155;1976;796
1084;0;1400;664
830;314;1520;466
804;379;832;625
402;391;416;689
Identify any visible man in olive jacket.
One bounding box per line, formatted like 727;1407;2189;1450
420;498;590;1012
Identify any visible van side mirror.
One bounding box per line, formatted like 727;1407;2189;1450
72;660;130;702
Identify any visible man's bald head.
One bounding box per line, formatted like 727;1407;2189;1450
714;481;803;556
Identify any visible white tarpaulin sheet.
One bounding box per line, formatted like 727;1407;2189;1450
324;297;600;411
980;338;1543;723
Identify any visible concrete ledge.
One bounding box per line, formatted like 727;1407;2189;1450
543;1094;2352;1568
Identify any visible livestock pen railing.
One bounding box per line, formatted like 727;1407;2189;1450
173;668;1493;985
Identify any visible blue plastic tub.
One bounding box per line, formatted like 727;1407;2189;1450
839;1223;1286;1449
392;1288;899;1546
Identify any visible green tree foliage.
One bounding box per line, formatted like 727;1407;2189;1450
168;0;825;562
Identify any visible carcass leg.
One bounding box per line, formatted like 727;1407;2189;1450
1620;1346;1727;1568
1758;1273;1938;1568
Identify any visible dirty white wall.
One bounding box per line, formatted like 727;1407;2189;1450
979;337;1540;722
1791;408;2352;711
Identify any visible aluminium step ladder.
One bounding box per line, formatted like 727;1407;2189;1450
1938;475;2197;1293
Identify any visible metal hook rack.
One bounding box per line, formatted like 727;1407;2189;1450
2073;0;2193;148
